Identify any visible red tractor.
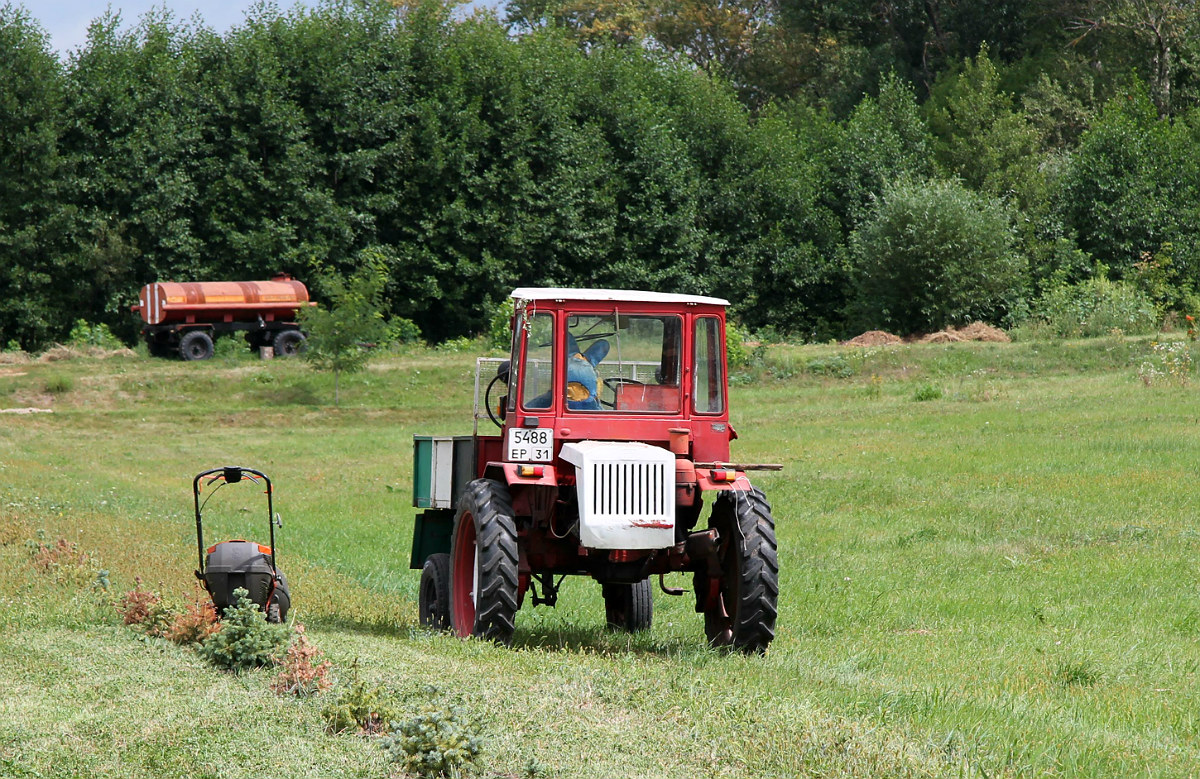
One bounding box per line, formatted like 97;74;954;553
410;288;779;653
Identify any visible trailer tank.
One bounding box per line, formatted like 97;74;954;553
132;274;313;360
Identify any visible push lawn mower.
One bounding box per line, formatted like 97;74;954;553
193;466;291;623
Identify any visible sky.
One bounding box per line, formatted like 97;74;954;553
28;1;495;57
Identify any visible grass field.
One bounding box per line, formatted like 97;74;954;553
1;335;1198;778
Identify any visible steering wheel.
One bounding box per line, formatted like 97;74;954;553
485;372;507;428
604;376;646;392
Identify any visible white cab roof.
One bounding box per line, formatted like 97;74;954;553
510;287;729;307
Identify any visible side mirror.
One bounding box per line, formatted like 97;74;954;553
496;359;510;381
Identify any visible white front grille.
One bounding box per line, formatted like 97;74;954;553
560;441;675;549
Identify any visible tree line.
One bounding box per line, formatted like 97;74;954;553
2;0;1199;349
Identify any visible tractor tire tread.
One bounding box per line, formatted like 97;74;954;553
706;487;778;654
460;479;519;644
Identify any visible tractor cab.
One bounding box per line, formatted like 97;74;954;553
492;288;734;465
412;288;779;654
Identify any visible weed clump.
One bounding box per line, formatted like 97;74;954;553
26;531;98;587
271;623;332;696
380;704;484;778
164;596;219;646
322;666;402;734
1054;657;1103;688
115;577;172;636
198;588;289;671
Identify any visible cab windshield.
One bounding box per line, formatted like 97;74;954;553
564;313;681;413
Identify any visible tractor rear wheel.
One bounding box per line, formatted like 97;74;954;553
696;487;778;654
603;579;653;632
419;553;451;630
179;331;214;361
450;479;519;645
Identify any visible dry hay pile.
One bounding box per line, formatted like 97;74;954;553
0;352;30;366
918;322;1010;344
844;330;903;346
35;344;137;362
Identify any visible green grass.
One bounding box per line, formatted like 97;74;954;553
1;337;1199;777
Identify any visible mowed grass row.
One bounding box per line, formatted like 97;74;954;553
1;337;1198;778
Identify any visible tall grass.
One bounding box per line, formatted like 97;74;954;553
1;337;1199;777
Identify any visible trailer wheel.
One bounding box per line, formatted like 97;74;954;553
419;552;452;630
267;602;282;624
179;331;214;361
696;487;778;654
450;479;519;645
274;330;305;357
603;579;653;632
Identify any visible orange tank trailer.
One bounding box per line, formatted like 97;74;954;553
131;274;315;361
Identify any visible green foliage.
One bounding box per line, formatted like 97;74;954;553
300;255;390;406
911;382;943;402
849;178;1028;334
488;298;516;352
321;666;403;734
380;704;484;778
806;354;854;378
1028;277;1157;339
724;320;753;368
43;375;73;395
197;588;290;672
926;46;1046;208
384;318;423;347
67;320;123;350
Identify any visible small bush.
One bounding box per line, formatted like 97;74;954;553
44;375;73;394
198;588;290;671
386;317;423;347
271;623;333;696
165;596;219;646
322;667;403;734
67;319;123;350
912;383;943;401
380;704;484;778
1029;277;1157;338
806;354;854;378
214;335;245;361
116;578;174;637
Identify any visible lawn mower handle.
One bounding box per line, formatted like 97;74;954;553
193;466;276;577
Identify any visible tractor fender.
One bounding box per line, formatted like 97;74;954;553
483;462;559;520
694;468;753;492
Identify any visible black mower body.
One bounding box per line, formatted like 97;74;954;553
193;466;290;623
204;540;291;620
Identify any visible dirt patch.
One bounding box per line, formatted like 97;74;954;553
844;330;903;346
0;352;30;365
918;322;1010;344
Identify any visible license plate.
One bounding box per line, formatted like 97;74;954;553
507;427;553;462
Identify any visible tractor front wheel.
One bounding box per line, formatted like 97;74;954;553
450;479;519;645
603;579;653;632
696;488;778;654
419;553;451;630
